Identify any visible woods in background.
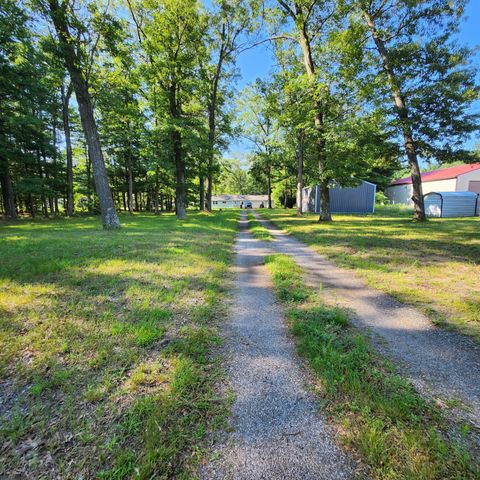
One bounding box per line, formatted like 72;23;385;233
0;0;478;225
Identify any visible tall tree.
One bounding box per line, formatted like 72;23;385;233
239;79;283;208
202;0;254;211
46;0;120;228
274;0;338;221
128;0;207;219
349;0;479;220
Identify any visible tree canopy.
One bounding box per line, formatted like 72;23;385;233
0;0;478;223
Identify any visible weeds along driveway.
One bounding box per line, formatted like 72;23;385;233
253;211;480;431
201;211;356;480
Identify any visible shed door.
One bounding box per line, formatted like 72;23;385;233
468;181;480;194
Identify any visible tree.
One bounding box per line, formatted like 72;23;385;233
238;79;284;208
127;0;208;219
273;0;339;221
46;0;120;228
201;0;255;211
349;0;479;220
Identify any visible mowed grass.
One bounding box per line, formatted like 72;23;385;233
265;254;479;479
260;206;480;340
246;211;272;241
0;211;238;479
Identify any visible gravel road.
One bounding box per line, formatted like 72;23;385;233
200;211;356;480
253;211;480;430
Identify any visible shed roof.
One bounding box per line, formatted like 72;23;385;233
391;163;480;186
424;191;478;198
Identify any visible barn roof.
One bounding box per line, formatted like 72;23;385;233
391;163;480;186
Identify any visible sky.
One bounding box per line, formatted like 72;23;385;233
227;0;480;158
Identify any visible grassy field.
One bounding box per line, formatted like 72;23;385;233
260;206;480;340
0;212;238;479
266;254;479;479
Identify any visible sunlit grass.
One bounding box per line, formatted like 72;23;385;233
260;207;480;340
246;210;273;241
266;254;479;479
0;211;238;479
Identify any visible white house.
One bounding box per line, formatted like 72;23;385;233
211;195;272;208
385;163;480;205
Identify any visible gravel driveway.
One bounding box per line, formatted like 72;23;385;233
253;211;480;431
200;212;356;480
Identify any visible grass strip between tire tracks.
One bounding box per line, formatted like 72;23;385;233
265;253;479;480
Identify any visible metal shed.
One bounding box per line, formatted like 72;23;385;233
302;180;376;214
424;191;479;218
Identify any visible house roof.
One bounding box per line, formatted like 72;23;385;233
212;195;269;201
391;163;480;186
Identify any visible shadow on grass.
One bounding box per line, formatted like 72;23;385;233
0;211;238;479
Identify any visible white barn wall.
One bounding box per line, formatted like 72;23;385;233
422;179;457;194
386;178;457;205
457;169;480;191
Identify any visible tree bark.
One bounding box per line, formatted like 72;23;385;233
172;129;186;219
293;6;332;221
199;175;205;211
296;130;304;215
127;151;133;214
363;10;425;221
61;83;74;216
319;180;332;221
267;164;272;209
169;82;187;219
206;25;226;212
154;165;160;214
0;161;17;218
49;0;120;229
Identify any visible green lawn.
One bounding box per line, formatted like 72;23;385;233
260;207;480;340
0;212;238;479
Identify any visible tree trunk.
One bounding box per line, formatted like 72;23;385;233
363;10;425;221
318;181;332;222
127;152;133;214
154;165;160;214
295;10;332;222
173;130;186;219
62;83;74;216
267;165;272;209
199;175;205;211
36;148;49;218
49;0;120;229
206;33;225;212
169;80;186;219
27;193;35;218
206;99;215;212
296;130;304;215
0;161;17;218
86;146;92;212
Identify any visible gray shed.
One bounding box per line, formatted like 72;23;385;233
424;191;479;218
302;180;376;214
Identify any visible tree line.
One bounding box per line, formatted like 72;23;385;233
0;0;478;227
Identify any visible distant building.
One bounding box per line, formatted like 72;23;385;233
386;163;480;205
212;195;272;208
